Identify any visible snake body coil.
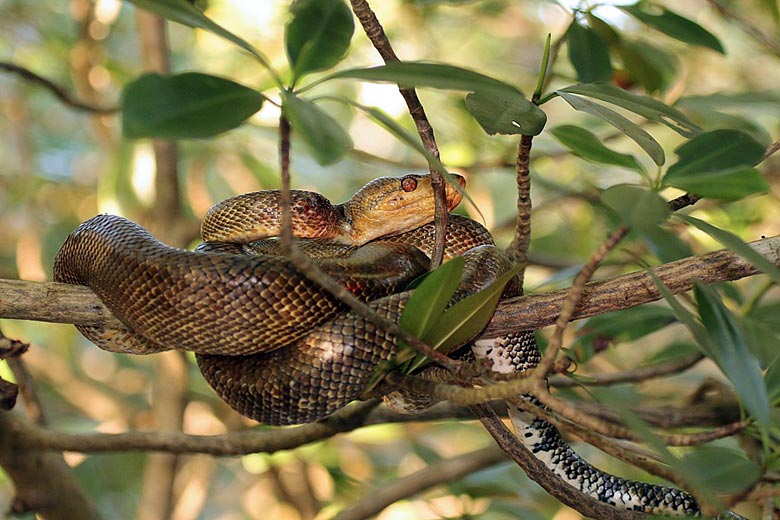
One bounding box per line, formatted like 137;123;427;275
54;174;742;518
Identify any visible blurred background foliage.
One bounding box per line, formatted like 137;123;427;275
1;0;779;518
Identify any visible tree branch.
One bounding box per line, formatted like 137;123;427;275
6;235;777;337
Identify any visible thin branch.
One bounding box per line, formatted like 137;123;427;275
0;61;118;114
550;351;705;388
707;0;780;57
332;445;507;520
348;0;448;268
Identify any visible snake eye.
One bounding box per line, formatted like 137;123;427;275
401;176;418;193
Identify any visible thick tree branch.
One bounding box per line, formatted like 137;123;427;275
5;235;777;337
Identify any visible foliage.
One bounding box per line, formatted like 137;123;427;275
1;0;780;518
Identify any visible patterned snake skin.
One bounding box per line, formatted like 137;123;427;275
53;174;743;518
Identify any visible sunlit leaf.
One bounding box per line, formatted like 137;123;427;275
620;5;725;54
286;0;354;81
281;92;352;165
550;125;643;172
121;73;264;139
566;21;613;83
601;185;670;230
575;305;676;349
399;257;465;341
559;82;700;137
676;215;780;285
125;0;271;67
694;282;770;429
465;90;547;135
663;129;768;199
556;92;665;165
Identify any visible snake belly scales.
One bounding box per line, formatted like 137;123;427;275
54;174;741;519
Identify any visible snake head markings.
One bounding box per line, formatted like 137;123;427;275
342;173;466;245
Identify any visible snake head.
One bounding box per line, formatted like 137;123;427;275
342;173;466;245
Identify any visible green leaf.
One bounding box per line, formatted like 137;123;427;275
566;21;613;83
663;129;768;200
680;447;760;494
325;62;524;95
550;125;643;172
759;0;780;21
614;39;673;93
576;305;676;349
121;73;264;139
286;0;354;81
425;264;522;352
399;257;465;341
559;82;701;137
640;224;692;263
125;0;273;70
281;92;352;165
556;92;665;165
694;282;770;429
601;185;670;230
677;215;780;285
464;90;547;136
320;62;547;136
620;5;725;54
766;355;780;404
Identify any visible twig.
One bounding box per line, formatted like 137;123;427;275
332;445;506;520
0;61;117;114
550;351;705;388
505;134;534;273
348;0;448;268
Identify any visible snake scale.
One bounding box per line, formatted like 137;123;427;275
54;174;742;518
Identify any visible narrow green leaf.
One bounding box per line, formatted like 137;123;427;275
566;21;613;83
665;165;767;200
677;215;780;285
759;0;780;21
399;257;465;340
281;92;352;165
121;73;264;139
663;130;767;200
681;447;760;494
550;125;643;172
464;90;547;136
324;62;524;95
425;264;522;352
559;82;701;137
640;224;693;263
576;305;676;348
321;62;547;136
694;282;770;428
601;185;670;230
286;0;354;81
125;0;274;71
556;92;665;165
614;39;670;93
620;5;725;54
586;13;621;45
766;355;780;404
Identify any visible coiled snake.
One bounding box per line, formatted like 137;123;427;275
54;174;742;518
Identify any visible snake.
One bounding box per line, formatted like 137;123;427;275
53;173;743;519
